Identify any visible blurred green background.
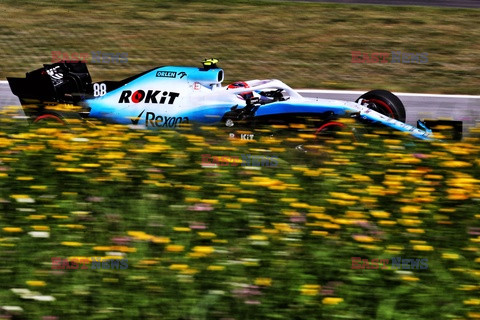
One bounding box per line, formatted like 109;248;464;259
0;1;480;320
0;0;479;94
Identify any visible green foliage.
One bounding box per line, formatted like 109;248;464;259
0;111;479;319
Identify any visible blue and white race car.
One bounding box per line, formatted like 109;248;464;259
8;59;458;140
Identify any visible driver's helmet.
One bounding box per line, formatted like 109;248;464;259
227;81;254;100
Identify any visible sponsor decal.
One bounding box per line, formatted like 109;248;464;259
45;66;63;81
51;257;128;270
131;109;145;125
351;51;428;64
155;71;187;78
201;154;278;167
119;90;180;104
351;257;428;270
130;110;188;128
229;133;254;140
156;71;177;78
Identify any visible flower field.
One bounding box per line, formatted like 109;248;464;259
0;108;479;319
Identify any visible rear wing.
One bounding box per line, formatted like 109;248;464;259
7;62;93;105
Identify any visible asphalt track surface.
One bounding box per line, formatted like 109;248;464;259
288;0;480;8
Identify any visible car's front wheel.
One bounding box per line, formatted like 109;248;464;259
356;89;406;123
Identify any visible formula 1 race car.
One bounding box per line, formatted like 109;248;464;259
7;59;461;141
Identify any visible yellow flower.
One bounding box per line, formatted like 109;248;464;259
457;285;479;291
207;265;225;271
248;235;268;241
110;246;136;253
3;227;23;233
26;215;46;220
198;232;216;238
410;240;426;244
173;227;191;232
370;210;390;218
10;194;34;203
26;280;46;287
329;192;359;201
262;228;279;234
400;206;421;214
192;246;214;254
273;223;296;233
169;264;188;270
440;161;471;168
254;278;272;286
386;245;404;252
56;167;86;173
166;245;184;252
152;236;170;244
442;253;460;260
138;259;158;265
345;211;366;218
352;235;375;243
464;299;480;305
127;231;154;240
290;202;310;208
406;228;425;234
93;246;111;251
32;225;50;231
413;245;434;251
467;312;480;318
64;224;86;229
379;220;397;226
71;211;90;216
401;276;419;282
61;241;83;247
300;284;320;296
323;222;341;229
188;252;207;258
16;176;34;181
52;215;68;219
238;198;257;203
201;199;219;205
181;268;199;275
398;219;422;226
322;297;343;305
68;256;91;263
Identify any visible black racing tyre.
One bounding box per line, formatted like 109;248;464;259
356;89;406;123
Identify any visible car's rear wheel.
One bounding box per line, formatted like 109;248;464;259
356;89;406;123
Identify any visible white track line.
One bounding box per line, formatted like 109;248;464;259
296;89;480;99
